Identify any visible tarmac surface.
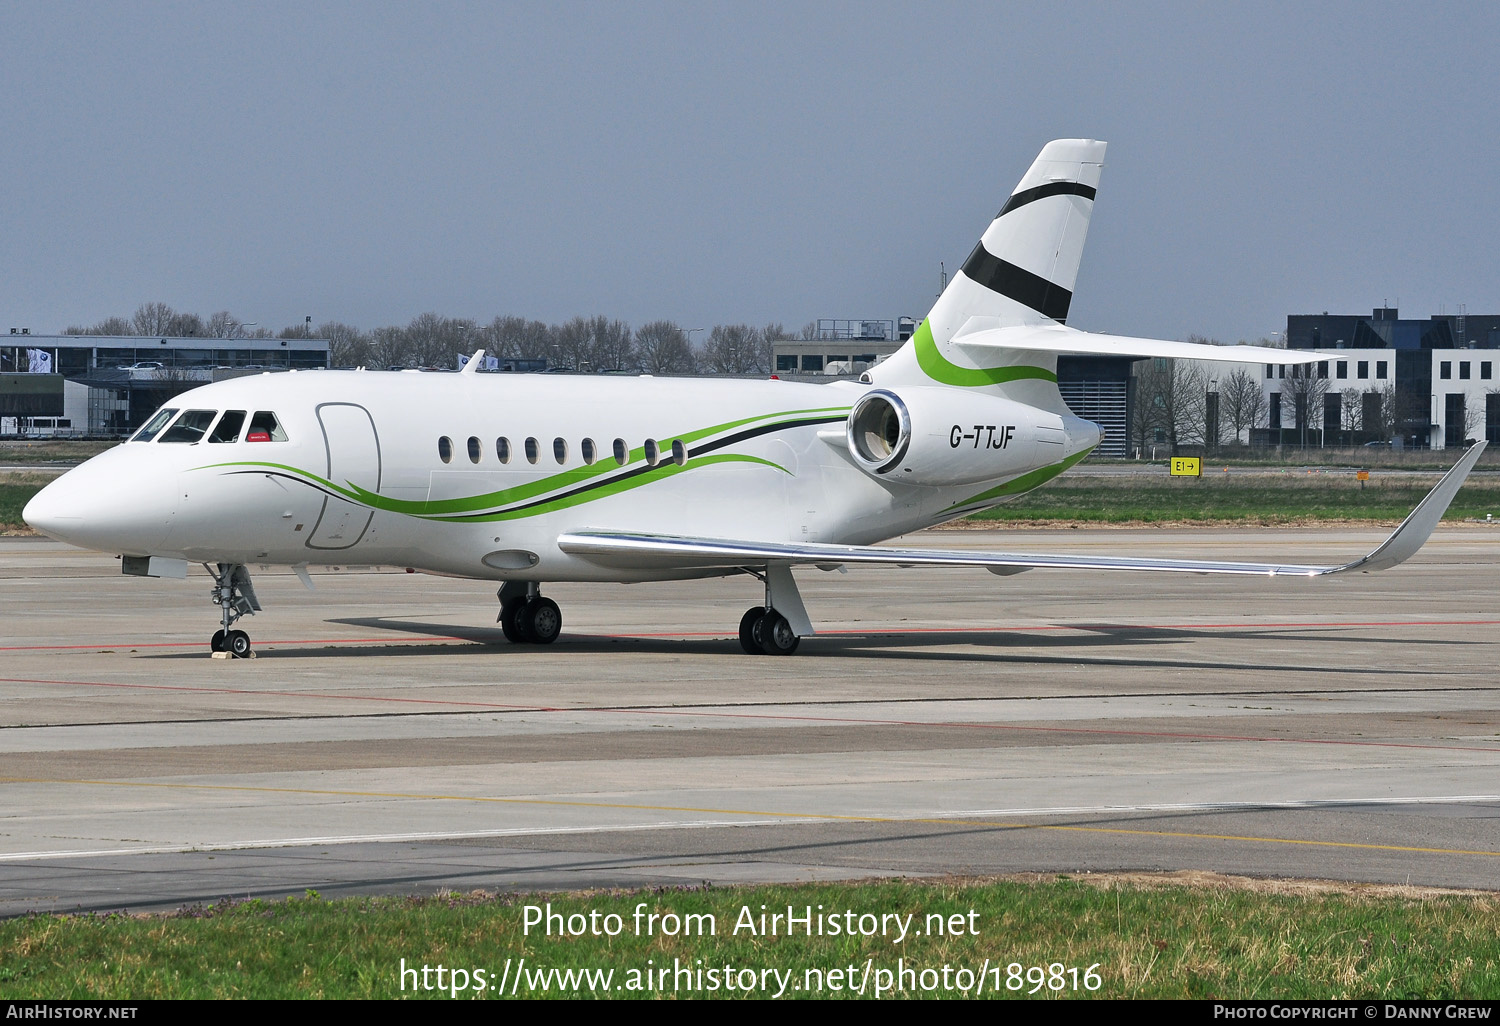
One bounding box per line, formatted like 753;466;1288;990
1;525;1498;914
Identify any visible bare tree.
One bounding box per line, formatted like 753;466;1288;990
1220;367;1264;444
132;302;177;336
205;311;243;339
317;321;368;367
1167;361;1210;451
1131;358;1169;456
590;317;635;371
799;321;819;340
1340;387;1363;444
634;321;696;375
702;324;765;375
1462;395;1485;445
368;325;411;368
1280;362;1330;448
480;317;549;362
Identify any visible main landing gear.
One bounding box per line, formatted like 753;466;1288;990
738;564;813;656
739;606;800;655
206;563;261;658
497;581;562;645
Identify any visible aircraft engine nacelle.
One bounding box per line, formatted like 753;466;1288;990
845;387;1073;487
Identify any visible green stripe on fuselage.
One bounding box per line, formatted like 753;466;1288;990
913;319;1056;387
192;405;835;520
942;447;1094;513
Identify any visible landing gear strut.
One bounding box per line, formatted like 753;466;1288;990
738;564;812;656
206;563;260;658
497;581;562;645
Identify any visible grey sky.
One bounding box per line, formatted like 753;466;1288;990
4;1;1497;342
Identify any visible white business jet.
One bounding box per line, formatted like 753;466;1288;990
23;140;1485;657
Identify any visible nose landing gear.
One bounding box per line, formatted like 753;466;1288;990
206;563;260;658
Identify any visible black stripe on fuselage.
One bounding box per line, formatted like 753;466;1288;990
959;243;1072;323
997;180;1096;218
441;414;848;521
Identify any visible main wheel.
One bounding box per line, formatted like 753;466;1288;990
523;597;562;645
210;629;226;652
738;607;766;655
759;611;800;656
227;630;251;658
499;600;526;643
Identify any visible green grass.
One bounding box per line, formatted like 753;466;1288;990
0;480;47;531
1;878;1496;999
971;473;1500;525
0;440;115;464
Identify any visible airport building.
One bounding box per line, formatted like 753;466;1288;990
1145;307;1500;453
1275;307;1500;449
0;331;330;437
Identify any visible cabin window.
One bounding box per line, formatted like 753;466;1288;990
496;437;511;463
553;437;568;464
467;436;482;463
247;411;287;442
644;438;660;466
131;408;179;442
612;438;628;465
671;439;688;466
525;437;539;464
208;410;246;443
581;438;597;465
438;436;453;463
158;410;219;444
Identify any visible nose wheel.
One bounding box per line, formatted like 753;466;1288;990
206;563;260;658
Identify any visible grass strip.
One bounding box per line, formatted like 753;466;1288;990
1;876;1496;999
970;475;1500;524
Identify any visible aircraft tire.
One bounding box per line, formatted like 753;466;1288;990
524;597;562;645
499;600;526;643
228;630;251;658
759;611;799;656
738;607;766;655
210;630;226;653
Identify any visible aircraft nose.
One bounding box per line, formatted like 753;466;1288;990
22;457;178;552
21;476;79;540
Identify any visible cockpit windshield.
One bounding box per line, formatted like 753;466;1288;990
209;410;246;443
130;408;179;443
158;410;219;444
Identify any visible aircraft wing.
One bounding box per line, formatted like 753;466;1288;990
950;321;1321;364
559;442;1485;578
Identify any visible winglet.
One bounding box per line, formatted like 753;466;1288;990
460;348;485;375
1331;441;1487;574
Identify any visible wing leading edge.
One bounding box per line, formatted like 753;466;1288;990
558;442;1486;578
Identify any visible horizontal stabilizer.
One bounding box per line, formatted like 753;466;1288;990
560;442;1484;578
952;322;1320;364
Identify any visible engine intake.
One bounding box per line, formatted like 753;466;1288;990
846;386;1091;488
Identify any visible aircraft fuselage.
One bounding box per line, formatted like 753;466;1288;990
24;369;1096;583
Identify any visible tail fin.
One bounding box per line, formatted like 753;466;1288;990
873;139;1106;403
